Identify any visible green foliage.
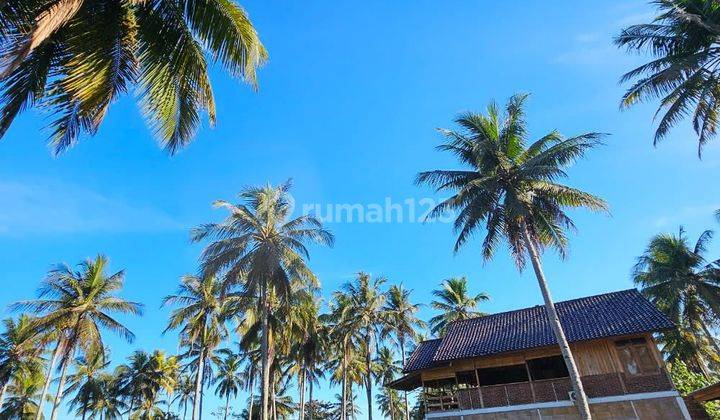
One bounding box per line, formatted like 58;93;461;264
0;0;267;154
429;277;489;337
615;0;720;156
669;361;720;419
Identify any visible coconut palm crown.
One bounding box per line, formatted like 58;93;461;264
615;0;720;156
0;0;267;155
416;93;608;265
633;227;720;374
429;277;488;337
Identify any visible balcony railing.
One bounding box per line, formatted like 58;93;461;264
424;371;673;413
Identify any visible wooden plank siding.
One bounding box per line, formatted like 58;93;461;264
419;334;657;382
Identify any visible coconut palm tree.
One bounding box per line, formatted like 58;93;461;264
288;292;326;420
163;275;241;420
340;273;388;420
0;368;45;420
213;349;245;420
324;291;360;420
11;255;142;420
376;389;402;420
172;375;195;420
117;350;178;418
615;0;720;156
91;372;126;420
0;0;267;155
428;277;488;337
66;346;110;420
191;180;333;420
0;315;45;410
373;347;401;420
633;227;720;375
416;94;608;419
384;285;424;420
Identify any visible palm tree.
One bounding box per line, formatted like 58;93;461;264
340;273;388;420
416;94;608;419
191;180;333;420
0;0;267;155
615;0;720;156
289;293;326;420
384;285;424;420
66;346;110;420
0;369;45;420
428;277;488;337
376;389;402;420
172;375;195;420
0;315;45;410
213;350;245;420
92;372;126;420
373;347;401;420
163;275;240;420
12;255;142;420
117;350;178;418
325;291;365;420
633;227;720;375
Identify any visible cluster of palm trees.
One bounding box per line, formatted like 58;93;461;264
633;221;720;380
0;234;494;419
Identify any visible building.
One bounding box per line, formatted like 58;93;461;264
387;289;693;419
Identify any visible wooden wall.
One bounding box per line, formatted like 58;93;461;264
420;335;660;382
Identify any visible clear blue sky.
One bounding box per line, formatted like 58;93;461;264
1;1;719;418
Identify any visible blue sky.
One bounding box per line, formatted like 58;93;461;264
2;0;720;418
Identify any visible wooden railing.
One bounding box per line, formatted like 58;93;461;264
424;371;673;413
424;392;458;412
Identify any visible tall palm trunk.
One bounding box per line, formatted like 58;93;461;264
261;282;270;420
308;379;314;420
298;366;306;420
50;351;72;420
183;401;188;420
35;338;62;420
193;347;206;420
522;226;591;420
400;338;409;420
364;333;373;420
341;343;348;420
0;381;8;411
248;370;255;420
223;393;230;420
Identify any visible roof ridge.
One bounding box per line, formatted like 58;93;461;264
445;288;640;329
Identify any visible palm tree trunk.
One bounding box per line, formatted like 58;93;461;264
49;352;71;420
261;283;270;420
183;401;188;420
298;367;306;420
522;225;591;420
271;378;277;420
193;347;206;420
364;334;373;420
308;379;314;420
0;381;8;411
35;338;62;420
400;339;409;420
248;371;255;420
224;393;230;420
341;344;348;420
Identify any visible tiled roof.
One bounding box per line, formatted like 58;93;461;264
403;339;442;373
403;289;673;373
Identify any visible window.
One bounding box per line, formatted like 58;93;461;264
476;364;529;386
527;355;569;380
455;370;478;388
615;338;657;375
424;377;456;392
